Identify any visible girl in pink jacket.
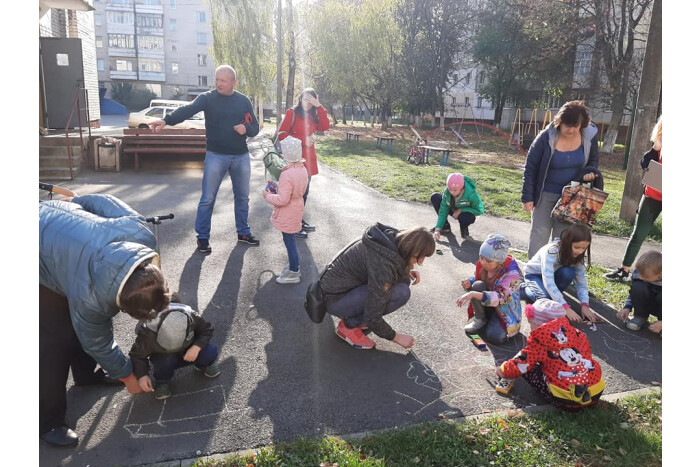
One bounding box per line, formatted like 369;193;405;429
263;136;309;284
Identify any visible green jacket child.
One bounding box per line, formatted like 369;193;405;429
432;173;484;239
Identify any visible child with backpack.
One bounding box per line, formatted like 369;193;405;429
129;302;220;400
263;136;309;284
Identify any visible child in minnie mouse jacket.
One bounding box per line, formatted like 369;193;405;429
497;299;605;410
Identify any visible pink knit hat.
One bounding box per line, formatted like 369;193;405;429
446;173;465;190
524;299;566;326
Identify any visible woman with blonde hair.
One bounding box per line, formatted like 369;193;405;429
605;115;662;281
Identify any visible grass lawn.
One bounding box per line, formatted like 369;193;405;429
315;134;661;242
194;391;661;467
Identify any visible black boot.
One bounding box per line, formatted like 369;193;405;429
40;426;79;447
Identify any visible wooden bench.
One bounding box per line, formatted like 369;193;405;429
419;145;454;166
375;136;395;151
345;131;361;142
121;128;207;170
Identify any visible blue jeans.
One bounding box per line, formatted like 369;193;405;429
522;267;576;303
327;282;411;328
469;281;507;344
150;343;219;384
196;151;251;238
282;232;299;272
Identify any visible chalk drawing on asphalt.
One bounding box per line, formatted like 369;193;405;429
124;385;232;438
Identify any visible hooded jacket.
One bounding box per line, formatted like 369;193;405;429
435;174;484;229
264;162;309;234
39;194;158;380
320;223;409;340
500;317;605;407
522;122;599;206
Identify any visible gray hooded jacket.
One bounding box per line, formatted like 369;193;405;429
39;194;158;379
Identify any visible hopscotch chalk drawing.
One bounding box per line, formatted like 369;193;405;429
124;385;232;438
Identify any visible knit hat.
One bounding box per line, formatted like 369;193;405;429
524;299;566;326
446;173;465;190
145;303;195;352
479;233;511;263
279;136;303;163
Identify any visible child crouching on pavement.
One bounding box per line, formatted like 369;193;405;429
616;250;662;334
129;302;220;400
496;299;605;410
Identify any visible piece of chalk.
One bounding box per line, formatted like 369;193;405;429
468;333;487;350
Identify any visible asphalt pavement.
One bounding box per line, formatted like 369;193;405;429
39;133;662;466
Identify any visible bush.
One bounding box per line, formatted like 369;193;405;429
110;82;157;111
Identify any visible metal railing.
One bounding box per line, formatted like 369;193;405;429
63;86;92;179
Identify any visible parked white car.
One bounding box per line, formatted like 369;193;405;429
127;106;205;129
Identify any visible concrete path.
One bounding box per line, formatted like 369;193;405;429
39;135;662;466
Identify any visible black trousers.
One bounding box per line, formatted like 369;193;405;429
629;280;662;321
39;285;104;434
430;192;476;229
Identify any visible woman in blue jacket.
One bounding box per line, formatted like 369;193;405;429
521;101;600;258
39;194;171;446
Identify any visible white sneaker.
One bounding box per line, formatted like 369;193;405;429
276;268;301;284
464;316;488;333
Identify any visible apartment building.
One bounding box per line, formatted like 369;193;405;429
440;66;496;124
93;0;215;101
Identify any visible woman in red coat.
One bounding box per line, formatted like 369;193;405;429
277;88;331;238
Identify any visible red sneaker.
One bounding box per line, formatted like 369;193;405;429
336;319;376;349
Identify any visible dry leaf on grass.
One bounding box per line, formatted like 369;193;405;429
479;428;492;435
603;455;613;462
570;439;582;446
466;435;476;440
473;450;480;455
596;445;605;452
619;447;627;455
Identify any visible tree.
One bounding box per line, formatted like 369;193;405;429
284;0;296;110
210;0;276;108
472;0;583;126
586;0;654;153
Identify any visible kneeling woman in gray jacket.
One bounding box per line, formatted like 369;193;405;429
320;223;435;350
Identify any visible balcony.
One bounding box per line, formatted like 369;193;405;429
108;47;137;58
110;70;138;80
139;71;166;82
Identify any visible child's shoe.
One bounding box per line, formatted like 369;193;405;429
195;362;221;378
335;318;376;349
154;383;172;400
464;316;488;333
276;268;301;284
460;225;471;239
626;316;648;331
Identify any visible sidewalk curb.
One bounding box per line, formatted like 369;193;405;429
157;386;661;467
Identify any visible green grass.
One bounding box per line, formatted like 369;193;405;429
193;391;661;466
315;139;661;242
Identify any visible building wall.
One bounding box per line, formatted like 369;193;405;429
94;0;215;103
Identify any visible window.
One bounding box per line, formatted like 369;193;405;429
107;11;133;24
479;71;485;84
451;96;456;105
465;96;470;106
169;19;176;31
96;36;103;48
453;73;458;83
198;75;208;87
197;33;207;45
465;72;471;85
97;59;104;71
139;0;160;5
138;35;163;50
169;41;178;53
146;108;164;118
111;59;135;71
197;54;207;66
477;96;483;108
197;11;206;23
171;62;179;74
110;0;131;4
137;15;162;28
170;0;176;8
140;58;164;72
108;34;135;49
574;51;593;76
95;14;102;26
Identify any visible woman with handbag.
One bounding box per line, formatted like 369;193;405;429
604;115;662;282
319;224;435;350
277;88;331;239
521;100;600;259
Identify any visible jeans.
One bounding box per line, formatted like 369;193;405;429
622;195;662;267
196;151;251;238
430;192;476;229
528;191;569;258
282;232;299;272
150;344;219;384
522;267;576;303
327;282;411;328
629;280;662;321
468;281;507;344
